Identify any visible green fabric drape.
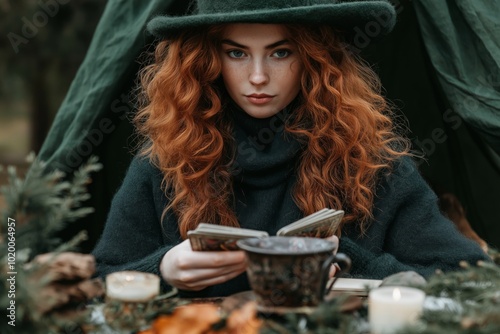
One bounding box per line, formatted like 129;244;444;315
363;0;500;249
413;0;500;155
38;0;186;251
39;0;179;170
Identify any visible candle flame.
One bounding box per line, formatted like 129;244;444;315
393;288;401;301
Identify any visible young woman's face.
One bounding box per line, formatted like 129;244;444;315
219;24;303;119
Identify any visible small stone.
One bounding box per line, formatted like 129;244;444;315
380;271;427;288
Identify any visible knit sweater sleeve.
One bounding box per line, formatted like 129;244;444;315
339;156;490;279
338;237;419;277
92;156;174;281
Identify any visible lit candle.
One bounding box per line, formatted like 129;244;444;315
368;286;426;334
106;271;160;302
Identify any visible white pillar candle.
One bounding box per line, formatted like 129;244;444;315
369;286;426;334
106;271;160;302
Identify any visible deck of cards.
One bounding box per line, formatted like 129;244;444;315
188;208;344;251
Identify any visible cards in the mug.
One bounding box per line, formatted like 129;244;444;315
188;208;344;251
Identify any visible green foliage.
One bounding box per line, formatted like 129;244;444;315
413;261;500;333
1;153;102;256
260;261;500;334
0;154;102;333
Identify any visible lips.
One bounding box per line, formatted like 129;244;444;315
246;94;274;105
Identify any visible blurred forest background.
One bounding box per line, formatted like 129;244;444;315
0;0;107;178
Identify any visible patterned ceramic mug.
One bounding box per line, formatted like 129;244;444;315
237;236;351;314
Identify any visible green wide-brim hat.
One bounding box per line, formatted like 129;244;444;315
147;0;397;41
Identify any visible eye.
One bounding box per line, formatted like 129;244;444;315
227;50;246;58
272;49;291;58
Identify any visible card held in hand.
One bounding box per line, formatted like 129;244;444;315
188;224;269;251
276;208;344;238
188;208;344;251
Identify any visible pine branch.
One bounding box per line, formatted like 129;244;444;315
0;154;103;334
411;261;500;333
1;153;102;256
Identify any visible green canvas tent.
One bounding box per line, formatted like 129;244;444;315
38;0;500;252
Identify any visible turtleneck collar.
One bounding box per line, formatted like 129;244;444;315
227;100;305;189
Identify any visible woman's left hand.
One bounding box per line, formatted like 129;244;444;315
324;235;340;278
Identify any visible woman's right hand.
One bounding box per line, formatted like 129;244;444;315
160;239;248;291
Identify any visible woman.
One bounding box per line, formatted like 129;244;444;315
92;0;489;298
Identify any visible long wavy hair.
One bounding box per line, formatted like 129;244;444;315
135;24;410;239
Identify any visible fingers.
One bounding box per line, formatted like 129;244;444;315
324;235;340;258
177;259;247;283
175;239;247;269
169;260;247;290
323;235;341;279
324;235;339;244
180;249;247;269
329;263;342;278
176;263;248;291
160;239;249;291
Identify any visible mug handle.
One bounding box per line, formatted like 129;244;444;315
321;252;352;298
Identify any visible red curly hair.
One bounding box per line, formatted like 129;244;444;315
135;24;409;239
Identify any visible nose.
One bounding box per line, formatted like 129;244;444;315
249;60;269;86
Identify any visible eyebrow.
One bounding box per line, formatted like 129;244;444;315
221;39;291;49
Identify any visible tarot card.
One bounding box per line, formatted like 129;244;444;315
276;209;344;238
188;223;269;251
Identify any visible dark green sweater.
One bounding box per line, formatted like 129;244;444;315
92;106;489;298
